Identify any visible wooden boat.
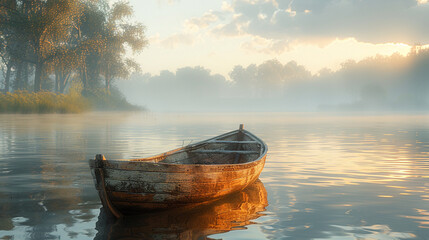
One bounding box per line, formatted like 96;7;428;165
89;124;267;218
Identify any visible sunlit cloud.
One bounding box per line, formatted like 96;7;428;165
131;0;427;81
222;0;429;44
285;6;296;17
160;33;195;48
147;33;161;45
257;13;267;20
241;36;290;54
211;17;248;37
156;0;179;5
185;11;222;31
221;1;234;12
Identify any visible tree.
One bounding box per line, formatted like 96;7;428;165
77;1;107;91
0;0;17;93
99;1;147;92
0;0;147;109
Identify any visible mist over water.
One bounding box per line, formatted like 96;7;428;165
0;112;428;239
117;50;429;112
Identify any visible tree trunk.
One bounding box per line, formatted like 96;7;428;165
56;70;70;94
22;62;28;90
4;64;11;93
61;73;70;93
55;70;60;93
34;61;43;92
81;67;87;91
105;76;110;92
105;64;110;92
15;61;23;90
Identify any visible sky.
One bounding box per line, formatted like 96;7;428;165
118;0;429;111
128;0;427;77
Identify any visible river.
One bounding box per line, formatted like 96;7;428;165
0;112;428;239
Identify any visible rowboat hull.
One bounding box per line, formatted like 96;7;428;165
89;126;267;216
95;180;268;239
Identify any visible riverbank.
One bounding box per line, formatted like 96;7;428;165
0;90;141;113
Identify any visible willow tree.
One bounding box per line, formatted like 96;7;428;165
1;0;147;97
50;47;80;93
1;0;37;91
0;34;12;93
100;1;147;92
9;0;83;92
78;1;106;91
0;0;17;93
50;10;87;93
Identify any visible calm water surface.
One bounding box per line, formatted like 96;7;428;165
0;112;428;240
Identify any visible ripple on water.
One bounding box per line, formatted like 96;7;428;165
0;113;428;239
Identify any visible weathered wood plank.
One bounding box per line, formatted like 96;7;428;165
94;155;123;218
111;180;267;213
102;163;264;183
104;177;250;194
111;201;192;211
111;179;267;212
107;185;243;203
191;150;259;154
90;156;265;173
208;140;260;144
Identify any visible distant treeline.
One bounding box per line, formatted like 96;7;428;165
0;0;146;112
119;47;429;112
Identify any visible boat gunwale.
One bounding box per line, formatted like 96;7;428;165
98;129;268;168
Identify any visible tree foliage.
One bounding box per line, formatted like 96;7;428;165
0;0;147;110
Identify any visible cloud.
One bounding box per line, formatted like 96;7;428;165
185;11;223;31
160;33;195;48
221;1;234;12
213;0;429;44
211;14;248;37
241;36;291;54
156;0;179;5
147;33;161;45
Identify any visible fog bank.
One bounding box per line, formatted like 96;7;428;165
117;49;429;112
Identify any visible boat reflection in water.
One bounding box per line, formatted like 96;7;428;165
94;179;268;240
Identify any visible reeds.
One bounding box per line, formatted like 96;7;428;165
85;88;142;111
0;90;90;113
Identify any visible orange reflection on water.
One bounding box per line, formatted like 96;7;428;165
264;115;429;204
377;195;393;198
95;180;268;240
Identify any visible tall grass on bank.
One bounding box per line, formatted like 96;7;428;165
0;90;90;113
0;85;142;113
85;87;142;111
